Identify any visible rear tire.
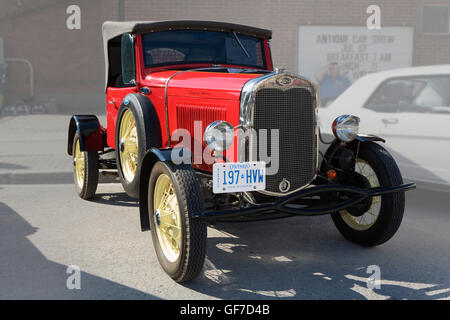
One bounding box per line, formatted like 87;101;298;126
331;142;405;246
148;161;207;283
72;133;99;200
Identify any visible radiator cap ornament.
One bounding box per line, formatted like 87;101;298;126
279;178;291;193
276;76;293;86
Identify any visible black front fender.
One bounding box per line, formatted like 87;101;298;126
138;147;192;231
321;134;386;172
355;134;386;143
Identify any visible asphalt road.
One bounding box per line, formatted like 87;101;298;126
1;181;449;300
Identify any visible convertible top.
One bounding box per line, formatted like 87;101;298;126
102;20;272;91
102;20;272;42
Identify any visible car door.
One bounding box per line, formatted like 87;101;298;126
363;75;450;187
106;86;136;148
105;33;137;149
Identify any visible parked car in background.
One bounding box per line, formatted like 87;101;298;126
319;65;450;189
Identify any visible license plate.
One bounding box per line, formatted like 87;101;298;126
213;162;266;194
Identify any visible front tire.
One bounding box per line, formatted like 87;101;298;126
72;132;99;199
148;161;207;283
331;142;405;246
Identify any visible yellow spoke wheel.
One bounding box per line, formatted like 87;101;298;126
153;174;182;262
340;158;381;231
331;142;405;247
148;161;207;283
73;138;85;188
118;109;139;183
71;133;98;200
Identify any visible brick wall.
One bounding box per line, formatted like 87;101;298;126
0;0;449;112
0;0;107;110
122;0;450;70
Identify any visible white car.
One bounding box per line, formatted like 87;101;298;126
319;65;450;189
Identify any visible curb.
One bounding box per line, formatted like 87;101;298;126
0;171;119;185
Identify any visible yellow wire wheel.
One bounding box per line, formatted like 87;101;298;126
153;173;182;262
340;158;381;231
71;132;99;200
148;161;207;283
331;142;405;247
73;138;85;189
118;109;139;183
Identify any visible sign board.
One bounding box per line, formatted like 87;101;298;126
298;26;414;83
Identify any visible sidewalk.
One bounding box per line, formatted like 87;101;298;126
0;114;107;184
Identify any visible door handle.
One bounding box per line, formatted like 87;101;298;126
140;87;151;95
108;99;117;108
382;118;399;125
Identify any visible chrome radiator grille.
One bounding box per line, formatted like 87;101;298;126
253;87;316;194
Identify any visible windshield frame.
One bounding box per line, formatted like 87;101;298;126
141;29;268;71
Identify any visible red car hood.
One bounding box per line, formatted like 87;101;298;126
143;69;266;100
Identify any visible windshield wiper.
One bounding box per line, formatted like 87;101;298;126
232;31;250;58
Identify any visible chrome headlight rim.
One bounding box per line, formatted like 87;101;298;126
332;114;360;143
203;120;234;152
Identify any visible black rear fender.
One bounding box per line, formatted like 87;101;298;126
67;115;104;155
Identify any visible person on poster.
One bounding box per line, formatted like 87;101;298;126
316;62;351;106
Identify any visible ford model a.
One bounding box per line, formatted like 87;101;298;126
67;21;415;282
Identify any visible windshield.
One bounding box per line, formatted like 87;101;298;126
142;30;266;69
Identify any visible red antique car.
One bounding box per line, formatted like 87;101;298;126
67;21;415;282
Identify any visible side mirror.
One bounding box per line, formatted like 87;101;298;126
121;34;136;85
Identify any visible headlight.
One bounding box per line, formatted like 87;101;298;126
203;121;234;152
332;115;360;142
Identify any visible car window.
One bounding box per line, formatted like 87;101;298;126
142;30;266;69
364;76;450;114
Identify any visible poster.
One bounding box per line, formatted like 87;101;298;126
298;26;413;105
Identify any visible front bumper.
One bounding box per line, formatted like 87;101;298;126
195;182;416;222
